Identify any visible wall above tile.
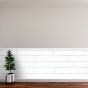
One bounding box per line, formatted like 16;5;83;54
0;1;88;47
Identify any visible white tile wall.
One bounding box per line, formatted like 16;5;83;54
1;48;88;82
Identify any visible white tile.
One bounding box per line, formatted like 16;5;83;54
36;56;67;61
84;51;88;55
16;56;35;61
3;61;86;69
84;48;88;51
16;48;53;51
74;62;88;67
17;50;53;56
68;56;88;61
54;51;84;56
60;74;88;79
72;48;84;51
54;48;73;51
16;74;59;79
42;62;75;68
54;48;84;51
15;68;55;74
55;68;86;73
16;62;42;68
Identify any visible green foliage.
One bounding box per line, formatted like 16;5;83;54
4;50;15;73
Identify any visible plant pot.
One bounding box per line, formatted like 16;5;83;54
6;73;15;83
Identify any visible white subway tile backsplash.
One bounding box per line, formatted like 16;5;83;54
1;48;88;81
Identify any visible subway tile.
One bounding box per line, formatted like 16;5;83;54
42;62;75;68
60;74;88;79
54;48;73;51
54;50;84;56
74;62;88;68
16;74;59;79
36;56;67;61
84;51;88;55
84;48;88;51
16;48;53;51
54;48;84;51
48;62;87;68
17;50;53;56
55;68;86;73
68;56;88;61
16;56;35;61
15;62;42;68
15;68;55;74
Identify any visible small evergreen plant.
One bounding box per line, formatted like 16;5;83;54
4;50;15;73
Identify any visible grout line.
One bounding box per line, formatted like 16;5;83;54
66;55;68;65
53;48;54;56
84;48;85;56
35;55;36;64
86;64;88;73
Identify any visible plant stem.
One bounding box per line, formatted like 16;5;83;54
10;70;11;73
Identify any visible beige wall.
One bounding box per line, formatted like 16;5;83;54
0;0;88;48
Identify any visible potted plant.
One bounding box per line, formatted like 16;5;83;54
4;50;15;83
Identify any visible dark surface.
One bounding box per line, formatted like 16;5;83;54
0;82;88;88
